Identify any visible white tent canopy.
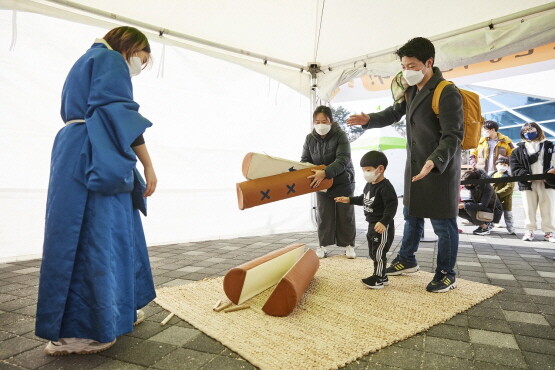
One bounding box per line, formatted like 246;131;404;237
3;0;555;101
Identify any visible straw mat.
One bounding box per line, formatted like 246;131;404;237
155;256;502;369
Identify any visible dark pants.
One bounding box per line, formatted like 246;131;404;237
367;222;395;277
315;191;356;247
397;206;459;276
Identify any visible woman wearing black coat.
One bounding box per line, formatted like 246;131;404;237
302;106;356;259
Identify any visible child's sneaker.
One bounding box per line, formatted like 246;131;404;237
381;275;390;286
544;232;555;243
522;231;535;241
345;245;356;259
473;226;490;235
315;246;328;259
44;338;116;356
384;258;419;276
361;275;384;289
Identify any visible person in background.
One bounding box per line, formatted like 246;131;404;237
458;170;503;235
347;37;463;293
469;120;514;175
510;122;555;242
491;156;516;235
302;105;357;259
335;151;398;289
36;26;157;355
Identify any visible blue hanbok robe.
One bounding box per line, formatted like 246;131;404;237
35;41;156;343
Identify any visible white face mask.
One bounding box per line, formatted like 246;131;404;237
126;56;143;77
482;130;491;137
496;164;509;172
314;123;331;136
363;169;379;183
402;67;425;86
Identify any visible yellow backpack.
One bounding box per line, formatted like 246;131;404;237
432;81;484;150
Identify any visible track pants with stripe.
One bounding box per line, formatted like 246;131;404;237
367;222;395;277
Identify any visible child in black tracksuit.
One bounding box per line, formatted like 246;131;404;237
335;151;398;289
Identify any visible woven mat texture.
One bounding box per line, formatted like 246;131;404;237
155;256;502;369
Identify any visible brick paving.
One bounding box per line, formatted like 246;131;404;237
1;192;554;369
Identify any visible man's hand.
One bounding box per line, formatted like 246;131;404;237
307;169;326;188
412;160;435;182
346;112;370;126
374;222;386;234
334;196;350;204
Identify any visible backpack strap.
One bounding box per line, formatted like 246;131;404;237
431;80;453;116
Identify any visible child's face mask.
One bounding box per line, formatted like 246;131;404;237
363;169;379;183
496;165;509;172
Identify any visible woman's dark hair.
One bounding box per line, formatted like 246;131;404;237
520;122;545;141
484;120;499;132
313;105;333;122
396;37;435;66
104;26;152;65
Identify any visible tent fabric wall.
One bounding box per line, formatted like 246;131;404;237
0;11;313;262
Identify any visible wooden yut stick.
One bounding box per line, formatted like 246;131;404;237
213;301;232;312
223;304;250;313
160;312;175;326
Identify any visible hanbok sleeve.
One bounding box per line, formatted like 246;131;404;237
74;50;153;194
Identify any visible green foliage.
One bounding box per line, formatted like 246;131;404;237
331;106;364;143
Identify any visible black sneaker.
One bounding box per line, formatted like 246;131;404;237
384;258;420;276
426;274;457;293
473;226;490;235
361;275;384;289
381;275;390;286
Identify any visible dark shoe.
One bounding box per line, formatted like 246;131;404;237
473;226;490;235
381;275;390;286
361;275;384;289
384;258;419;276
426;274;457;293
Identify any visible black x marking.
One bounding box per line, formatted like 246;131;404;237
260;189;270;200
286;183;296;194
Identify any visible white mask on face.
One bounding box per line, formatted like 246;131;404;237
402;67;425;86
126;56;143;77
482;130;490;137
496;164;509;172
363;169;379;183
314;123;331;136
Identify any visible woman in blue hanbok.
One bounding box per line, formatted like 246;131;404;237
36;27;157;355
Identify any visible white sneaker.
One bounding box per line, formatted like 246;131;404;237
522;231;535;241
134;309;145;326
44;338;116;356
345;245;356;259
315;246;327;259
544;232;555;243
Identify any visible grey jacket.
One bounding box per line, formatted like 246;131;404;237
301;123;355;198
365;67;464;219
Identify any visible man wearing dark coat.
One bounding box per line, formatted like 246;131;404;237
347;37;464;293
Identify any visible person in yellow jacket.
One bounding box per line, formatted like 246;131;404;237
469;120;514;175
491;156;516;235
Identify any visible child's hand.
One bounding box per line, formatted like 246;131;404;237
374;222;386;234
334;196;349;204
458;202;464;209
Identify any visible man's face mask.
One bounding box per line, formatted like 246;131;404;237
127;56;143;77
402;68;425;86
